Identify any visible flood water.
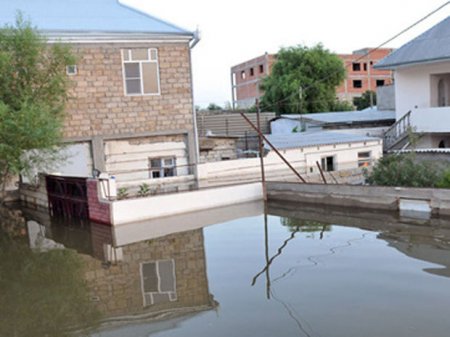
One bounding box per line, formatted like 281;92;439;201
3;201;450;337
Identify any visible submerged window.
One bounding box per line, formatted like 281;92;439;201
321;156;335;172
122;48;160;95
141;260;177;306
358;151;371;167
149;157;176;179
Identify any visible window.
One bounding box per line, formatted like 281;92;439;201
363;63;367;71
122;48;160;95
353;80;362;88
358;151;371;167
66;65;77;75
149;157;176;179
241;70;246;80
141;260;177;306
321;156;335;172
376;80;385;87
352;63;361;71
250;68;254;76
259;64;264;73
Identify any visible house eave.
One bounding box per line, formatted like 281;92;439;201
43;30;194;44
374;56;450;70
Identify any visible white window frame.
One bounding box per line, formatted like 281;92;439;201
358;151;372;167
148;157;177;179
121;48;161;96
66;65;77;75
140;259;177;307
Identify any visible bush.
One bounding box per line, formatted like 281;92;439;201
437;169;450;188
365;154;441;188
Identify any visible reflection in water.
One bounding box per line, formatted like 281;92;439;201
0;226;100;337
15;208;217;336
4;200;450;337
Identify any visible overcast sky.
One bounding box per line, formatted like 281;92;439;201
122;0;449;107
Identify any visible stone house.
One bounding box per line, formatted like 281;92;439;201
1;0;200;194
375;16;450;151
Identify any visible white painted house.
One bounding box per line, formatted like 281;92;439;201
375;16;450;150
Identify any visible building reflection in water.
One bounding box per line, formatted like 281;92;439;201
21;201;263;334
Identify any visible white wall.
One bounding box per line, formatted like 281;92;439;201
50;142;93;177
198;140;382;185
111;182;263;225
395;61;450;119
270;118;302;134
104;140;189;181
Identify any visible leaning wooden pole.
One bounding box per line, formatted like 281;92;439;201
316;161;328;184
239;112;307;183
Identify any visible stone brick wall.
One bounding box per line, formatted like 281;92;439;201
83;228;212;318
199;137;238;163
64;42;193;139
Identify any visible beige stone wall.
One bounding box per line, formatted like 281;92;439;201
64;42;193;139
83;228;212;318
199;137;238;163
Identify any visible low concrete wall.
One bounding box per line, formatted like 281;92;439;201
20;181;48;210
111;182;263;225
267;182;450;216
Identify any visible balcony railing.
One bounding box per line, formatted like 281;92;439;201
383;110;411;150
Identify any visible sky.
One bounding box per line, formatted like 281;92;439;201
122;0;450;108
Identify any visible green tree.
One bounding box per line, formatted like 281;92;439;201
364;154;441;187
207;103;223;111
353;90;376;110
260;44;346;114
0;15;74;201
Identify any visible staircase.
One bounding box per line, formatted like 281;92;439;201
383;110;411;151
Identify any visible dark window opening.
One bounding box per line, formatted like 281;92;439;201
439;140;446;148
376;80;385;87
352;63;361;71
259;64;264;73
363;63;367;71
321;156;335;172
353;80;362;88
250;68;254;76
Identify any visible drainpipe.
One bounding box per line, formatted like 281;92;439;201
188;29;201;183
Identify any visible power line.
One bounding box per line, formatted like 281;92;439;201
266;1;450;110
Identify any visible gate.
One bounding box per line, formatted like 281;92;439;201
46;175;89;220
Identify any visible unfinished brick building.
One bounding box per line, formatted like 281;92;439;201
230;48;393;109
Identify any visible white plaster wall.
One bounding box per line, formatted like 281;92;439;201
410;107;450;133
395;61;450;119
198;140;382;183
50;143;93;177
104;140;189;181
270;118;302;134
111;182;263;225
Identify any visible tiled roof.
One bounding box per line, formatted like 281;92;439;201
265;131;380;150
375;16;450;69
0;0;192;36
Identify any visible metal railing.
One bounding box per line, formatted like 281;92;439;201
383;110;411;151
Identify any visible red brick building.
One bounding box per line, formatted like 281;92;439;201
230;48;393;109
337;48;393;102
230;53;276;109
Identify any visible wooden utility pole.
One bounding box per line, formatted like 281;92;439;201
256;99;267;201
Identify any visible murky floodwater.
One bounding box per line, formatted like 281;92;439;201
2;201;450;337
